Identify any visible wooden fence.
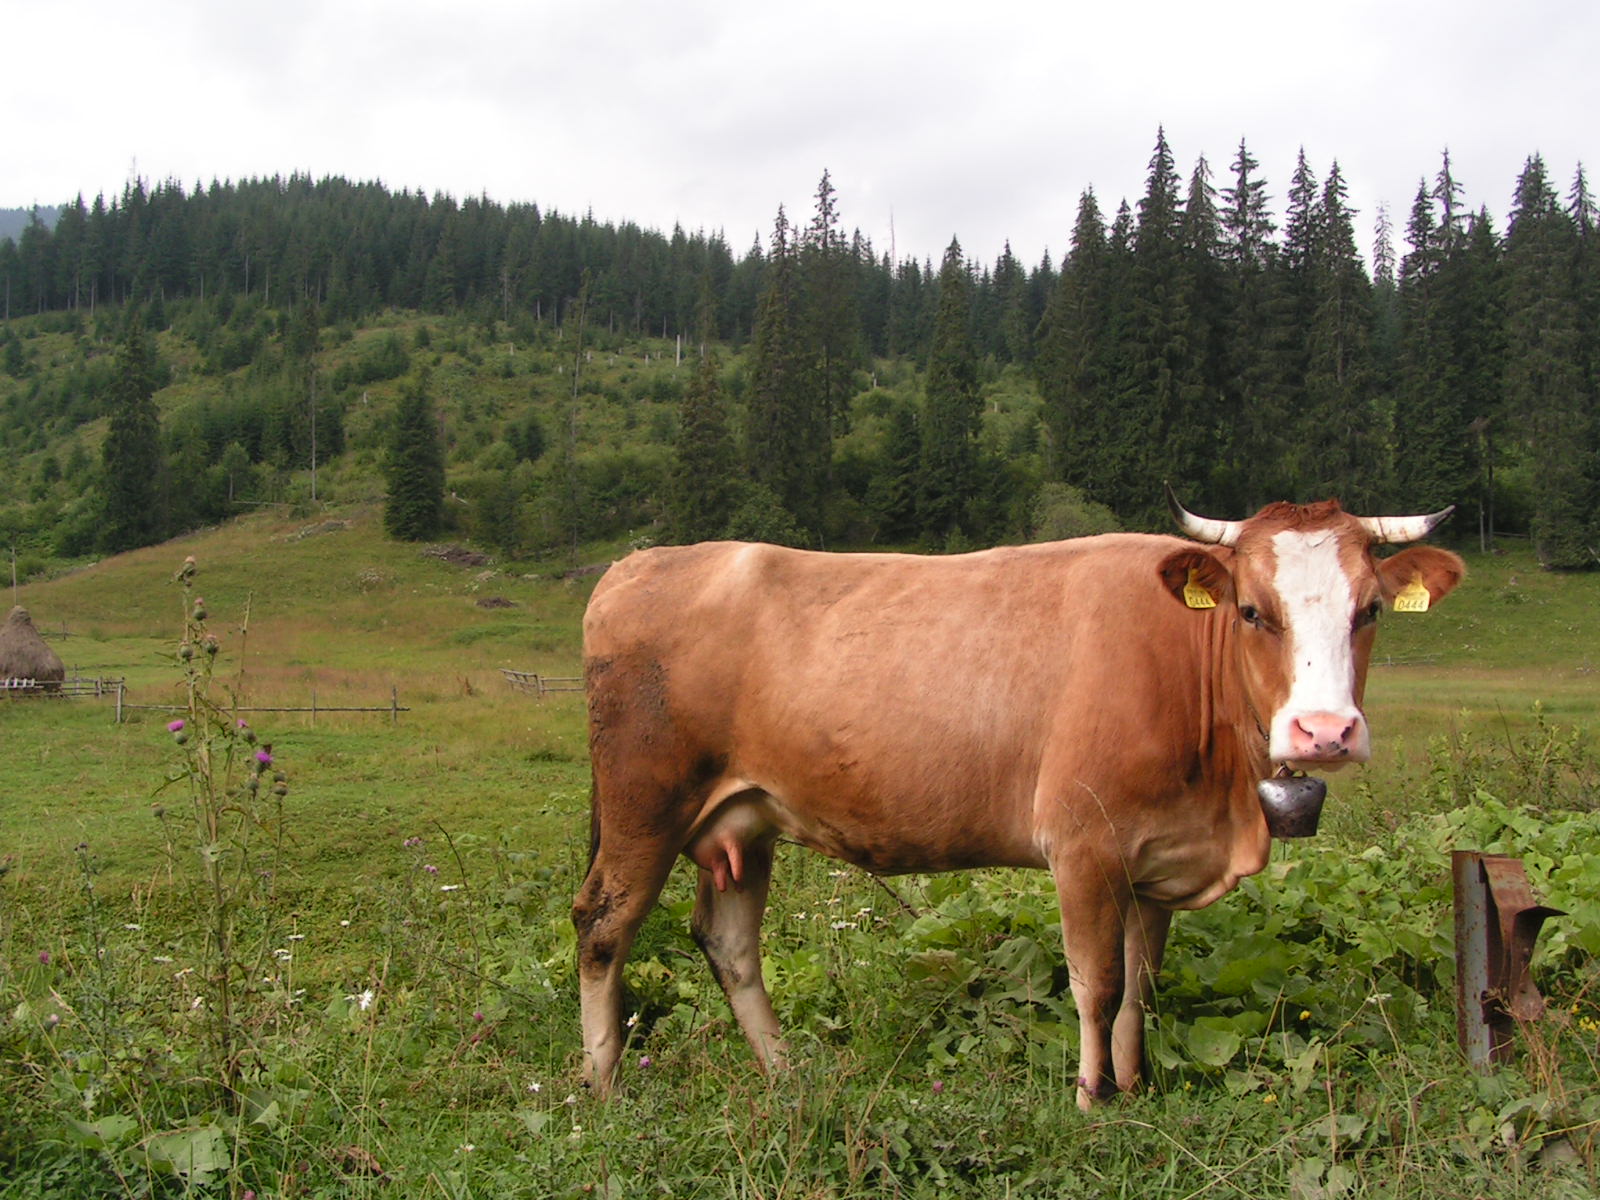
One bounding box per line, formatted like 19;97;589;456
500;668;585;699
2;675;124;698
114;684;408;725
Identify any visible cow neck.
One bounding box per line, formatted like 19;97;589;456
1199;581;1270;788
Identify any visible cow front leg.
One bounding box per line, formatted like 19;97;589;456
690;838;787;1073
1053;858;1130;1110
1113;897;1172;1094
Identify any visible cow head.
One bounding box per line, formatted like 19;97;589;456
1159;491;1465;772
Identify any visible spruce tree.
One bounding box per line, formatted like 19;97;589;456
864;399;921;541
1037;190;1133;511
1304;162;1381;506
99;306;166;553
994;241;1033;362
1394;180;1458;512
797;171;863;437
745;206;825;538
1451;210;1507;545
1119;128;1190;523
667;289;738;543
1504;155;1594;566
383;373;446;542
1174;155;1229;508
918;239;981;542
1275;150;1321;474
1217;139;1282;511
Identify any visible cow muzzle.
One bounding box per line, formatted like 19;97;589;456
1274;709;1369;768
1257;769;1326;838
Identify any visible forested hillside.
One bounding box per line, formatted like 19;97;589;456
2;132;1597;575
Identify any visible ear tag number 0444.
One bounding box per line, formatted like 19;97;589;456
1183;567;1216;610
1394;577;1431;613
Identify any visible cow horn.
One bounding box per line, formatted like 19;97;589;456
1355;506;1455;544
1165;484;1242;547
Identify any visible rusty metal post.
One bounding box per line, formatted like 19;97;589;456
1453;851;1563;1067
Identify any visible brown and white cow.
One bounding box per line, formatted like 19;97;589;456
573;494;1465;1107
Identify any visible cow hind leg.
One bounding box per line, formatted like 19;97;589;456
572;841;678;1096
690;837;787;1073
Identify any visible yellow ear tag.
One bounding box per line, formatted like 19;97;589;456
1394;577;1431;613
1183;567;1216;610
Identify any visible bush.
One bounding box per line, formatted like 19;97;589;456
1030;482;1120;542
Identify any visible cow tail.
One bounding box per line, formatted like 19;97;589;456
584;768;601;876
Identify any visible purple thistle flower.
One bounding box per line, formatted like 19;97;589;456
639;1055;652;1068
167;719;186;733
255;749;273;766
423;864;439;875
39;950;51;965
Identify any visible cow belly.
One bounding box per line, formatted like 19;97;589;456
686;781;1042;879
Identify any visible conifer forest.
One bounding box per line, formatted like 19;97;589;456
2;131;1597;570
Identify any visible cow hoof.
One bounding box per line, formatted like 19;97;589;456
1076;1076;1120;1108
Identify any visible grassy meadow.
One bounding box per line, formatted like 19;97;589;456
2;510;1598;1198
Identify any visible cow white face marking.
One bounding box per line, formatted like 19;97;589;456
1266;529;1370;766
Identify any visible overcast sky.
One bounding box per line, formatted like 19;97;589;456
6;0;1595;269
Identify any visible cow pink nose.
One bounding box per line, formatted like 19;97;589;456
1288;711;1363;760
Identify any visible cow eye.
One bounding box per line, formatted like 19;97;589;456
1239;604;1262;626
1354;599;1383;629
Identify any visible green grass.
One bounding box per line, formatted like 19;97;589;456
2;513;1598;1197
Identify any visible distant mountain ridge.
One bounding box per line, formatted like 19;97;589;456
0;205;62;243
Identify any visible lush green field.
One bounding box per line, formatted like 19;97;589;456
2;512;1598;1198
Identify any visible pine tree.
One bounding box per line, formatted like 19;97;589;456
797;171;863;438
1217;139;1283;510
1504;155;1594;566
1118;128;1190;523
1304;162;1381;506
746;207;825;538
99;306;166;553
1275;151;1321;468
994;241;1033;362
1450;210;1507;545
667;288;738;542
383;373;446;541
1174;155;1229;507
918;239;981;542
1433;149;1467;251
1394;180;1458;512
1221;139;1275;272
1037;190;1114;498
863;399;921;541
1570;166;1600;557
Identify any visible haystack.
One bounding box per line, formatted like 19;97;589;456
0;606;65;689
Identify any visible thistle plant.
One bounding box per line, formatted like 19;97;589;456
157;554;289;1108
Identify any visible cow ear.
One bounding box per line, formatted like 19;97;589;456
1158;548;1234;611
1376;545;1466;609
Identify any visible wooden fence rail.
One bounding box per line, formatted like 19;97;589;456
500;668;585;699
114;684;408;725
